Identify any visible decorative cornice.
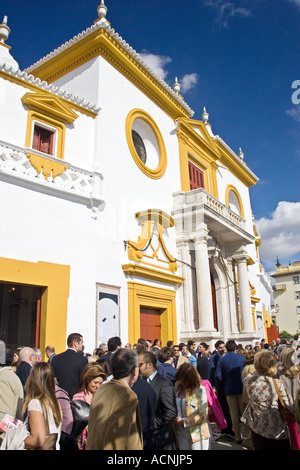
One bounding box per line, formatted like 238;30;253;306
213;135;258;187
24;21;194;120
0;64;100;117
122;263;184;285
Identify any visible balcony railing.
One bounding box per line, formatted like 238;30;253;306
0;141;105;214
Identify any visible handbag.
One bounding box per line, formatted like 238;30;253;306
70;400;90;438
272;379;295;423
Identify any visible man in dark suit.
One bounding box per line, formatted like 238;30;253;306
132;375;156;450
16;347;36;386
138;351;177;450
45;345;56;365
215;340;245;444
101;336;122;367
157;347;176;384
51;333;88;398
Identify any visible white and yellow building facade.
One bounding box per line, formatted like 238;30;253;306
0;6;272;355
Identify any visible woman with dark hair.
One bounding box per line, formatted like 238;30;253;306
174;363;210;450
22;362;62;450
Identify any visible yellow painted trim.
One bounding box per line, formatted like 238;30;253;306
28;28;191;120
122;263;184;285
26;152;67;180
176;118;219;198
125;109;167;179
0;71;98;118
24;111;65;157
0;257;70;358
225;185;245;218
127;282;178;346
127;209;178;272
0;42;11;51
22;92;78;124
215;139;258;187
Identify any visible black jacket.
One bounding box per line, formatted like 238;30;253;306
132;376;156;450
16;361;32;386
150;372;177;450
51;349;88;398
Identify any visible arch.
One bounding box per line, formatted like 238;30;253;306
225;185;245;218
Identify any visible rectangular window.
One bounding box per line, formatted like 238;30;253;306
297;306;300;315
32;124;55;156
295;291;300;299
293;276;300;284
188;161;205;190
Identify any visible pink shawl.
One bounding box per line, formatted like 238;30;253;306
202;379;227;430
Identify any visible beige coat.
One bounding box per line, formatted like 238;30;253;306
86;378;143;450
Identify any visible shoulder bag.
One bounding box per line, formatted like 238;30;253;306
272;378;295;423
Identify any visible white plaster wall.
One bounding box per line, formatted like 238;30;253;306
0;178;130;353
216;165;254;235
53;58;100;108
64;113;95;170
0;79;29;147
96;58;180;249
53;55;183;344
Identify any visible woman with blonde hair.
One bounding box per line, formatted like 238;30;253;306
277;347;300;450
174;363;210;450
22;362;62;450
242;350;292;450
72;363;106;450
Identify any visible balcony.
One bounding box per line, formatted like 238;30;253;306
173;188;254;245
0;140;105;215
273;284;287;292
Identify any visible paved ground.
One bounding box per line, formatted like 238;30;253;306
210;424;247;451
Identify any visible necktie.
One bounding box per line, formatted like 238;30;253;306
148;378;152;383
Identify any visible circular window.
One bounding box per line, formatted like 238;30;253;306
126;109;167;179
132;130;147;164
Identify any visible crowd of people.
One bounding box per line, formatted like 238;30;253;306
0;334;299;451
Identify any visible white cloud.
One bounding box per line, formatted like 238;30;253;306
205;0;252;27
286;0;300;7
256;201;300;267
139;51;172;80
180;73;199;93
287;106;300;122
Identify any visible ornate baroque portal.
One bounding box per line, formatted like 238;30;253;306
122;209;184;345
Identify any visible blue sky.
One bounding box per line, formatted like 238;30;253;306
2;0;300;272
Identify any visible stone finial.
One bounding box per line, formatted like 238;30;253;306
173;77;181;94
97;1;108;19
0;16;10;43
202;107;209;123
238;147;244;160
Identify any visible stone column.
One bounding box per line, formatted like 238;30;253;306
193;229;216;332
234;252;254;333
227;258;240;334
176;238;195;333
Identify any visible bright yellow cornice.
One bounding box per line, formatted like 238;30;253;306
22;92;79;124
27;27;192;120
177;117;258;188
176;117;221;162
214;139;258;188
